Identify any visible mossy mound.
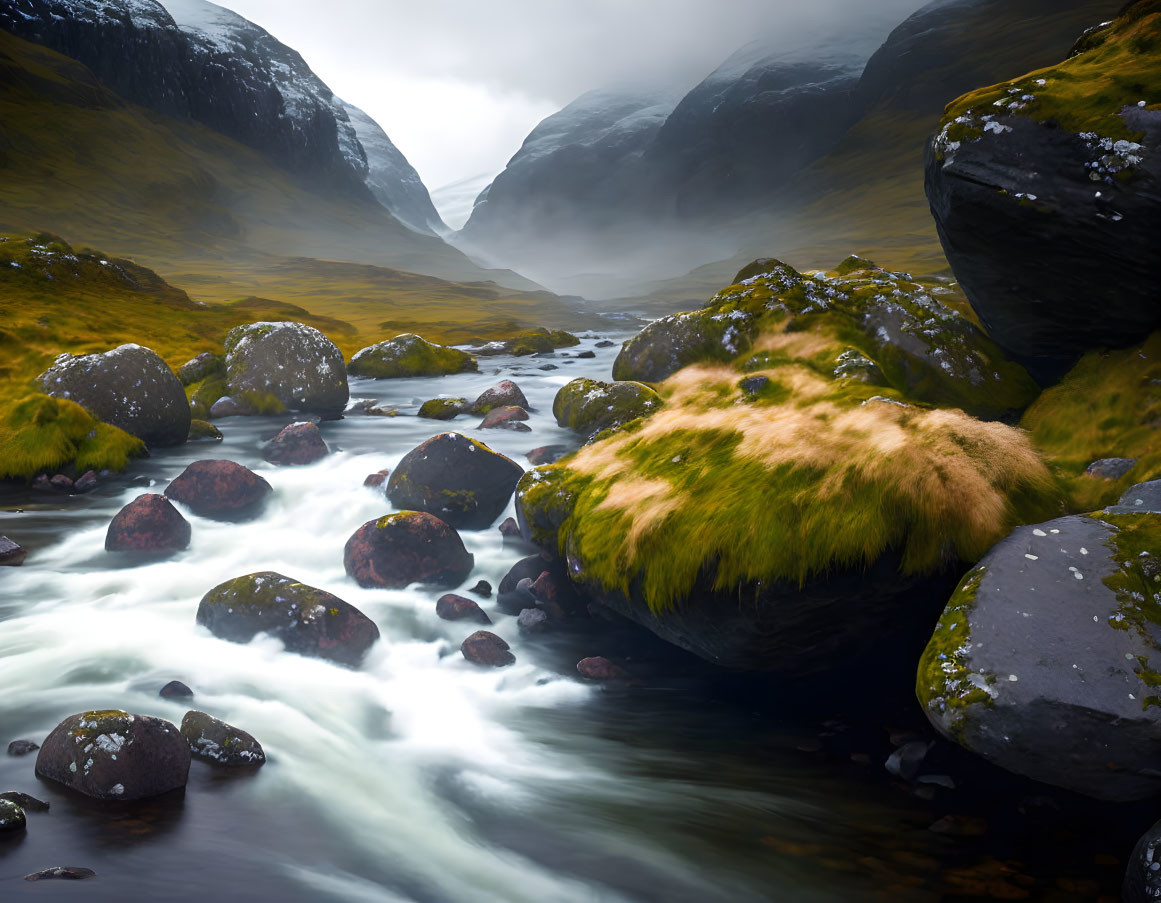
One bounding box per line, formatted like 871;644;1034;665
0;394;144;480
418;397;468;420
474;327;579;357
612;257;1038;420
188;419;223;441
348;334;477;379
552;378;662;438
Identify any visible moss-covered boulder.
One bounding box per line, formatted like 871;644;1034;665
0;799;26;834
197;572;380;666
348;334;478;379
918;508;1161;801
35;710;189;800
418;397;468;420
38;343;190;446
164;460;272;521
188;419;223;442
0;395;144;481
552;378;661;438
387;433;524;530
224;322;348;419
177;352;224;387
262;422;328;466
105;493;191;555
473;327;579;357
926;1;1161;367
180;711;265;767
344;512;474;589
471;380;530;415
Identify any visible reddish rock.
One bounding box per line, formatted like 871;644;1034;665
525;445;569;466
461;631;515;667
105;494;191;554
529;569;581;617
73;470;98;493
363;469;391;489
499;554;553;594
263;421;329;466
436;594;492;625
344;512;474;589
471;380;529;414
0;536;27;566
479;406;530;430
49;474;74;492
164;460;272;521
577;657;630;681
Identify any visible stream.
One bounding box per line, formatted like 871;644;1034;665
0;333;1136;901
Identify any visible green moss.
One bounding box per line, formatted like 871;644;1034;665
916;567;994;736
187;375;227;420
188;419;223;441
0;394;144;479
236;391;285;416
515;467;583;550
1097;513;1161;705
552;378;662;437
418;397;468;420
348;334;478;379
494;327;580;356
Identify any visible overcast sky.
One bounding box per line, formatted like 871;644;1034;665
219;0;925;214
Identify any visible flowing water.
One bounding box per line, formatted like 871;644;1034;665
0;334;1135;901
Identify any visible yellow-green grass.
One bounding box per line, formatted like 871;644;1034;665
0;394;144;479
942;0;1161;142
1022;331;1161;512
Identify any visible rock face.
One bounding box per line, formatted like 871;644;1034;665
263;422;329;465
224;322;348;418
164;459;272;521
925;6;1161;367
460;631;515;667
386;433;525;530
552;378;661;437
35;710;190;800
344;512;474;588
471;380;529;414
918;510;1161;801
348;334;477;379
197;571;379;665
38;344;190;445
180;711;265;767
105;493;192;554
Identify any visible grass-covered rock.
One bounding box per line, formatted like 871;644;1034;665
418;397;468;420
612;257;1038;420
188;419;223;442
473;327;579;357
552;378;661;438
348;334;477;379
177;352;224;387
224;321;347;419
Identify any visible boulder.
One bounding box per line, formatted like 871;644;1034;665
159;680;193;699
925;7;1161;368
263;422;329;466
364;469;391;489
526;445;569;466
469;580;492;597
73;470;98;492
0;799;25;834
7;739;39;756
1110;479;1161;515
386;433;524;530
188;419;223;442
35;710;189;800
918;511;1161;801
177;352;224;386
50;474;74;492
0;792;48;812
577;657;630;681
38;344;190;445
517;608;548;633
0;536;27;566
435;594;492;625
105;494;191;554
197;572;380;666
344;512;474;589
224;322;348;418
471;328;579;357
499;554;551;595
479;406;530;430
613;309;761;384
164;460;272;521
471;380;529;414
1086;457;1137;480
460;631;515;667
552;378;661;437
418;397;468;420
180;711;265;767
348;334;477;379
209;396;245;418
499;517;521;540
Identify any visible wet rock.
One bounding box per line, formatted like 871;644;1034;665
499;517;521;540
348;334;477;379
345;399;395;417
471;380;529;414
344;512;474;589
1125;818;1161;903
469;580;492;598
49;474;73;493
188;419;223;442
164;460;272;521
517;608;548;633
418;397;468;420
180;711;265;767
470;328;578;357
105;494;191;554
526;445;569;466
0;792;48;812
538;364;558;371
159;680;193;700
553;378;661;438
224;321;348;418
885;741;933;782
500;554;552;594
7;740;39;756
0;799;26;834
918;513;1161;801
436;594;492;625
1109;479;1161;515
198;572;380;666
35;710;190;801
38;343;190;445
209;396;244;418
498;577;539;616
529;570;581;616
263;421;329;466
479;405;530;429
577;657;630;681
177;352;224;386
1086;457;1138;480
575;350;596;359
460;631;515;667
0;536;27;566
73;470;98;492
24;867;97;881
595;340;616;349
386;433;524;530
363;469;391;489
